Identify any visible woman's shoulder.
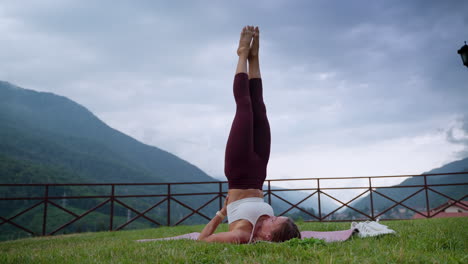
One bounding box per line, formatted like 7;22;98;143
229;219;257;242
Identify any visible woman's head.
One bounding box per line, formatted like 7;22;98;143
270;217;301;242
258;216;301;242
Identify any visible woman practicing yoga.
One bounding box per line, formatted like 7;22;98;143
198;26;301;243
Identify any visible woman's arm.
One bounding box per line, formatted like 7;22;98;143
199;230;247;243
198;209;226;241
197;211;248;243
198;196;228;241
198;196;248;243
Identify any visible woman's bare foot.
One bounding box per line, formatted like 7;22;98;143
249;26;259;59
237;26;254;57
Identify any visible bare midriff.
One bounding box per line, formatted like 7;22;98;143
227;188;264;232
227;188;263;203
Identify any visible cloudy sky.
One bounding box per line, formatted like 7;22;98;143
1;0;467;193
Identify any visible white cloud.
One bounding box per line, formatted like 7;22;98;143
446;115;468;158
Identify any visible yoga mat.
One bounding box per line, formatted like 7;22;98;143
136;229;357;243
137;232;200;242
136;221;394;243
300;229;357;242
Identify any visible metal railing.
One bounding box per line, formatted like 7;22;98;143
1;172;467;237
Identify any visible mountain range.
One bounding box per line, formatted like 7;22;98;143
343;157;468;219
2;80;465;240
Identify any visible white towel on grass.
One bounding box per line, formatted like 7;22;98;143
351;220;396;238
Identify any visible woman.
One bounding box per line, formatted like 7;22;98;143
198;26;301;244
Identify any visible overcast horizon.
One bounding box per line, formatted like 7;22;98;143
1;0;467;198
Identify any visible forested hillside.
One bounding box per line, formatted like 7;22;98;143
0;80;227;240
0;80;215;184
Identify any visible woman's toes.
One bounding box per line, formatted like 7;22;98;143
237;26;254;57
249;26;259;58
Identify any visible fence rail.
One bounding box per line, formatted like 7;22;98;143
1;172;467;237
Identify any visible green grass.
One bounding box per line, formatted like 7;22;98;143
1;217;467;263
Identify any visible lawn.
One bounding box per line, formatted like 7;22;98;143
0;217;467;263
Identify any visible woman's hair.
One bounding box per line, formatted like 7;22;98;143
270;217;301;242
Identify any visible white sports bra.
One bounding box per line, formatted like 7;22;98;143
227;197;274;243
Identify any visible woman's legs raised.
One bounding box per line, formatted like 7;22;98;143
225;27;255;186
225;26;270;189
249;27;270;163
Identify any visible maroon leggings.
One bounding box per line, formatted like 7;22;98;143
224;73;271;190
